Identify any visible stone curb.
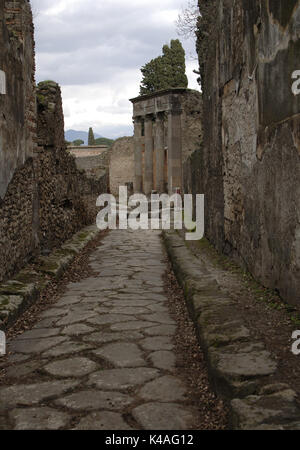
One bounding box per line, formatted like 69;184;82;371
163;230;300;430
0;225;100;331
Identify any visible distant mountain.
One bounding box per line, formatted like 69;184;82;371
65;129;102;145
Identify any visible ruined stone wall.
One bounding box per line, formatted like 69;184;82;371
73;152;110;179
68;146;108;158
0;0;36;197
109;137;134;196
0;0;38;281
181;90;202;164
0;1;108;282
197;0;300;305
36;81;108;251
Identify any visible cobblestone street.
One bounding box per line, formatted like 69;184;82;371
0;229;210;430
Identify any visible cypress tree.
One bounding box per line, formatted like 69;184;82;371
139;39;188;95
163;39;188;89
88;127;95;145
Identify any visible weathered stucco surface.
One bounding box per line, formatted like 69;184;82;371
0;0;38;281
197;0;300;305
0;0;36;199
109;137;135;196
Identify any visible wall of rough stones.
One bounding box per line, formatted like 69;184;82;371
0;0;36;198
0;0;38;281
109;137;134;196
196;0;300;305
36;81;108;251
0;1;108;282
73;152;110;179
68;146;108;158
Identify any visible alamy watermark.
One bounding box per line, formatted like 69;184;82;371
292;70;300;96
0;331;6;356
291;331;300;355
96;187;204;241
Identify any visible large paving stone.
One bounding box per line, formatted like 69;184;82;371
88;368;160;390
109;307;150;315
87;314;134;326
140;313;175;325
14;328;61;341
93;343;145;368
210;346;277;379
147;304;169;313
107;299;154;307
7;354;30;364
0;380;79;409
203;321;251;347
44;357;98;377
231;389;300;430
56;311;94;326
39;308;68;319
144;325;176;337
42;341;93;358
139;376;187;402
140;337;174;352
132;403;193;430
55;390;133;411
73;412;133;430
149;351;176;371
56;296;82;306
110;321;156;332
83;331;143;344
61;324;94;336
9;407;70;430
8;336;68;354
67;278;113;291
6;360;44;379
32;317;60;329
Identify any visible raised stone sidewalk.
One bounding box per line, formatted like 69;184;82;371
0;229;199;430
0;225;100;331
163;231;300;430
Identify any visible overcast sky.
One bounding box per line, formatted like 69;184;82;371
30;0;200;139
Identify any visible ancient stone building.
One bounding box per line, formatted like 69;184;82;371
0;1;108;283
196;0;300;305
130;88;202;195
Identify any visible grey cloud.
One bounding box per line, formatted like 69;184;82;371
32;0;196;86
30;0;198;137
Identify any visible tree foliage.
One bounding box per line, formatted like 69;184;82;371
88;127;95;145
95;137;115;147
72;139;84;146
140;39;188;95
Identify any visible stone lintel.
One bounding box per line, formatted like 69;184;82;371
130;89;187;119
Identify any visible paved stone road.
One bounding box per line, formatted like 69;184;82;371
0;229;199;430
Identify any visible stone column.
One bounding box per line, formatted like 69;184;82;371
155;112;165;193
168;109;182;194
144;114;154;195
133;117;143;193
